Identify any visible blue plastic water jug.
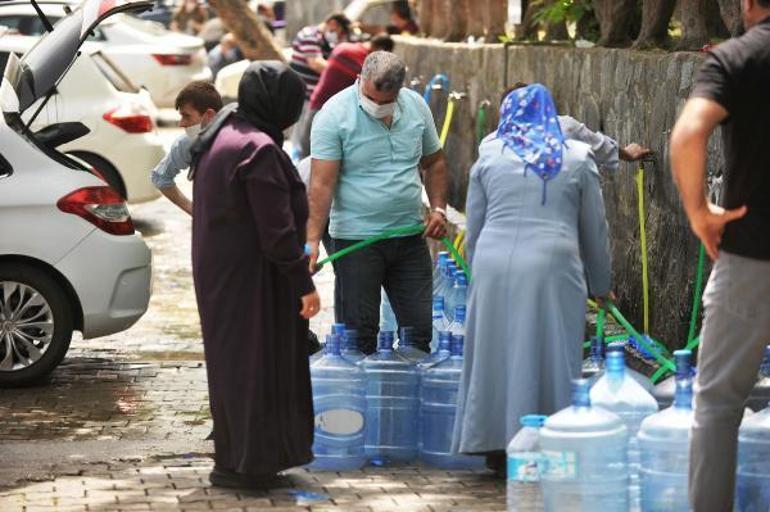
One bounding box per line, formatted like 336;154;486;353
737;398;770;511
435;260;457;300
309;334;367;470
446;271;468;323
590;343;658;510
431;295;450;352
638;350;694;512
394;326;428;363
419;334;484;469
361;331;420;464
418;331;452;370
341;329;365;364
311;323;346;363
540;379;629;511
448;305;466;338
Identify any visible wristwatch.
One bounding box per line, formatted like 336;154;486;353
432;207;447;219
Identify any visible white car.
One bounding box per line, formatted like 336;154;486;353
214;0;397;101
0;1;212;108
0;0;154;386
0;33;164;203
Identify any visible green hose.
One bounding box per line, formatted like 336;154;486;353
687;243;706;345
316;223;471;281
476;100;491;146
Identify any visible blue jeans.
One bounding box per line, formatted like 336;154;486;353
332;234;433;355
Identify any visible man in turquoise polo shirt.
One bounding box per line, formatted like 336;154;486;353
307;51;449;354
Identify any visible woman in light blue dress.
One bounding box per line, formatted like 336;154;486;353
452;84;612;474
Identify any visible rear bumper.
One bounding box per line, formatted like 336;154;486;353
55;229;152;339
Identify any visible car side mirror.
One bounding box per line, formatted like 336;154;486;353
33;122;90;149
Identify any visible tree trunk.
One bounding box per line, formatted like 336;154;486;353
467;0;486;38
718;0;743;35
677;0;724;49
430;0;450;39
515;0;539;40
484;0;509;41
592;0;638;47
633;0;676;48
417;0;434;36
445;0;469;41
208;0;284;62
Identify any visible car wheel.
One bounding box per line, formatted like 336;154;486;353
67;151;127;199
0;263;74;387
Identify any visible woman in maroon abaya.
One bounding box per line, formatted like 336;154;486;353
189;61;321;489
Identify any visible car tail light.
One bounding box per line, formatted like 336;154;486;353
152;53;192;66
57;187;135;236
103;104;154;134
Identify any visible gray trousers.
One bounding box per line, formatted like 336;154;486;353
689;251;770;512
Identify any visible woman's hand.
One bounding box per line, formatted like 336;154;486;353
300;291;321;319
594;291;617;310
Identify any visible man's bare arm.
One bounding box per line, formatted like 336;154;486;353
421;149;449;239
306;158;340;270
670;97;745;260
160;185;193;216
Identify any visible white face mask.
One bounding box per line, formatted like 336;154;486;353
324;30;339;46
185;123;201;138
359;86;396;119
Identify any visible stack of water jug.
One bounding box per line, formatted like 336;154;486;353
506;341;770;512
309;252;483;470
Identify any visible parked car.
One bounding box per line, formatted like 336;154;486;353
0;0;155;386
0;0;212;108
0;32;164;203
214;0;398;101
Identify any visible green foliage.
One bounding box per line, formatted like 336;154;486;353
532;0;593;26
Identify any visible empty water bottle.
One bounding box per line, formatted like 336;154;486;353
434;260;456;300
433;251;450;292
590;344;658;510
540;379;629;511
419;331;452;370
747;345;770;412
448;305;466;338
394;326;428;363
507;414;548;511
582;336;605;384
419;335;484;469
361;331;420;464
309;334;367;470
638;350;694;512
380;289;398;332
341;329;365;364
446;271;468;323
431;296;450;352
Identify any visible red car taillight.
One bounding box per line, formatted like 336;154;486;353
152;53;192;66
103;105;154;134
57;187;135;236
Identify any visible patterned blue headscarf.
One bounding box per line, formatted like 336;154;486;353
497;84;565;204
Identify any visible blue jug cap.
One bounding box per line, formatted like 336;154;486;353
325;334;341;355
673;349;692;377
432;296;445;309
331;323;346;335
343;329;358;348
437;252;449;265
377;331;394;351
520;414;548;428
454;305;466;322
455;272;468;286
571;379;591;407
450;335;464;356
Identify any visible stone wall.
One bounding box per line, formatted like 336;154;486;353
396;38;723;349
284;0;353;41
